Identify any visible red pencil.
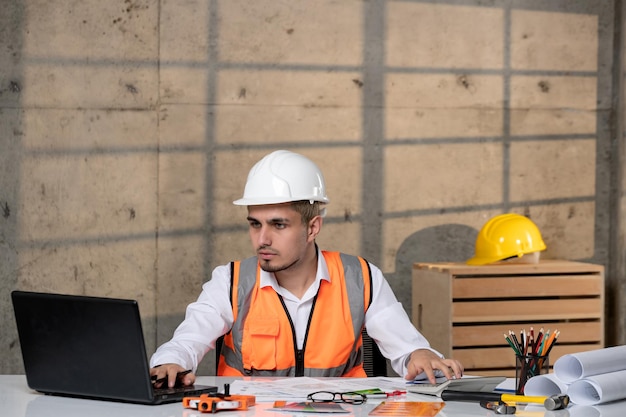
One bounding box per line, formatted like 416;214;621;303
534;328;544;355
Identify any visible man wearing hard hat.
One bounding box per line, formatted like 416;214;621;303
150;150;463;387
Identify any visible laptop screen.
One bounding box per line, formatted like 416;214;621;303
11;290;216;404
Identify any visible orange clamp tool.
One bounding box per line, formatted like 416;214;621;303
183;384;255;413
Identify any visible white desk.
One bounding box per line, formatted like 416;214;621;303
1;375;622;417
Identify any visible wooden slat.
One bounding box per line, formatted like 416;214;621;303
453;344;603;369
413;260;605;377
453;298;603;322
452;321;603;347
414;260;604;276
452;275;603;299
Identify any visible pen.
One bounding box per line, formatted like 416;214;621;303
385;390;406;397
360;390;406;399
365;392;406;398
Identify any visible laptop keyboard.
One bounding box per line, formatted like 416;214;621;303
154;386;195;395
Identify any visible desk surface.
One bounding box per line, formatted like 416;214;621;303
0;375;620;417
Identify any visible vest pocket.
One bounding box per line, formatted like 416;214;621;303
242;316;279;371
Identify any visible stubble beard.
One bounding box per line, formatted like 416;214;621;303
259;256;300;273
257;229;309;273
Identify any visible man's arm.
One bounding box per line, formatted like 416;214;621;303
149;263;234;381
363;262;464;381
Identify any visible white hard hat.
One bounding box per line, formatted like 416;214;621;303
233;150;330;206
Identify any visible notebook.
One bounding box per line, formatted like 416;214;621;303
407;375;506;397
11;290;217;405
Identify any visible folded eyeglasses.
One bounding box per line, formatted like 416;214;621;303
307;391;367;405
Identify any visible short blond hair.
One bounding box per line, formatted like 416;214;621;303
291;201;323;224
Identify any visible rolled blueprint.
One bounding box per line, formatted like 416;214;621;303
523;373;568;397
566;370;626;406
523;346;626;406
553;345;626;383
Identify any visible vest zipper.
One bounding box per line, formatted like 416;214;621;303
278;293;317;377
299;293;318;376
295;349;305;376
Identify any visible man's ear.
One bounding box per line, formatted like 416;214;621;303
308;215;323;241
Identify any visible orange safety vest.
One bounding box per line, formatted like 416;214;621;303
218;251;372;377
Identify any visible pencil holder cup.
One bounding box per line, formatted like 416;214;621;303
515;353;549;395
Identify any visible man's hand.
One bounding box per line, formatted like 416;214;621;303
404;349;464;383
150;363;196;388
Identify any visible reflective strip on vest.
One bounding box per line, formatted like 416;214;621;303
219;251;370;377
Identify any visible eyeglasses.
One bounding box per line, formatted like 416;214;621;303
307;391;367;405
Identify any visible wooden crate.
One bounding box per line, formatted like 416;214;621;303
412;260;605;376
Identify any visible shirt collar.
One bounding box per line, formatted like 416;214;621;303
259;247;331;290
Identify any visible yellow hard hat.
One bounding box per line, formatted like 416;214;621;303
466;213;546;265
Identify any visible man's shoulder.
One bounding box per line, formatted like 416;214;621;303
321;250;373;267
230;256;258;265
320;249;361;259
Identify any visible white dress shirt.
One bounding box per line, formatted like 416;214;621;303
150;249;442;377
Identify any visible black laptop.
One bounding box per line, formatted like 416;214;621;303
11;290;217;405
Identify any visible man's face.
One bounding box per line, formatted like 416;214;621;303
246;203;312;273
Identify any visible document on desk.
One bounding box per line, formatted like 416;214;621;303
271;401;349;413
230;377;408;402
406;376;506;397
369;401;445;416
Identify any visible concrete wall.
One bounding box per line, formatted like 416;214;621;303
1;0;623;375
